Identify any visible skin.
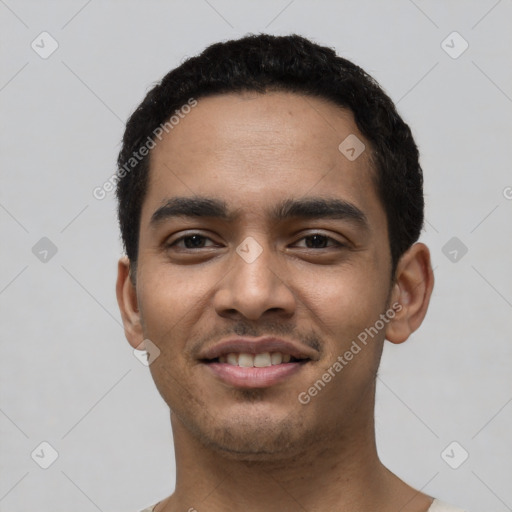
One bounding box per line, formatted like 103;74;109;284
116;92;435;512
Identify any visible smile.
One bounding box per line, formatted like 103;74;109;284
198;337;316;388
211;352;308;367
203;354;310;389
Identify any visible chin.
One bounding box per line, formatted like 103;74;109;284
192;415;313;461
205;437;302;462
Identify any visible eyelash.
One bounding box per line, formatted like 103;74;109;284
166;233;345;250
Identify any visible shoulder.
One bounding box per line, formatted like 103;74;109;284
429;499;467;512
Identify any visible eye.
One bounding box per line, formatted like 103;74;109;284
167;233;218;250
294;233;345;249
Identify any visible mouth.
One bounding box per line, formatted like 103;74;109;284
198;337;317;389
203;351;309;367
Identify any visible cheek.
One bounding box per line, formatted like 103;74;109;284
137;268;210;406
300;268;387;409
299;263;390;337
138;264;213;331
135;272;207;386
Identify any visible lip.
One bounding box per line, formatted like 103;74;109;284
198;336;318;361
197;336;317;389
206;361;306;388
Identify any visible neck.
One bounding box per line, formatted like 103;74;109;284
156;385;433;512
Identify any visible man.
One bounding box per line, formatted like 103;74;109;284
115;34;465;511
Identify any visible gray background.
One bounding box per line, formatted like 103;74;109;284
1;1;511;511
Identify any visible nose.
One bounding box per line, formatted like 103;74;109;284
213;238;297;321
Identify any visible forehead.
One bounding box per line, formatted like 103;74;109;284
142;91;386;231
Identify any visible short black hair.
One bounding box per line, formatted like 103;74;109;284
116;33;424;278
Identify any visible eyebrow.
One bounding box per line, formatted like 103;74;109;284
150;196;369;230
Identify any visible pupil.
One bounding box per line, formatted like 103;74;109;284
306;235;327;248
185;235;204;248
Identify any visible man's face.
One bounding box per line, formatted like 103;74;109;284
130;92;394;459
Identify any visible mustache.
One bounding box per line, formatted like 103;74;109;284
189;320;322;356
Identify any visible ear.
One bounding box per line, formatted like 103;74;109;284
385;242;434;344
116;256;144;349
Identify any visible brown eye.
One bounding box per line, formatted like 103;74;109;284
295;234;344;249
168;234;216;249
305;234;329;248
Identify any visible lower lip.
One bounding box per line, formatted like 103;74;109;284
205;362;306;388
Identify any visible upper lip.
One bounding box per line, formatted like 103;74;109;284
198;336;319;361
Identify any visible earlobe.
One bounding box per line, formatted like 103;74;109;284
116;256;144;348
385;243;434;344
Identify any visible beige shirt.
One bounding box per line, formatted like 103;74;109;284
139;498;467;511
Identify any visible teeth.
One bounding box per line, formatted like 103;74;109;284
270;352;283;365
238;353;254;367
227;353;238;365
254;352;271;367
219;352;295;367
